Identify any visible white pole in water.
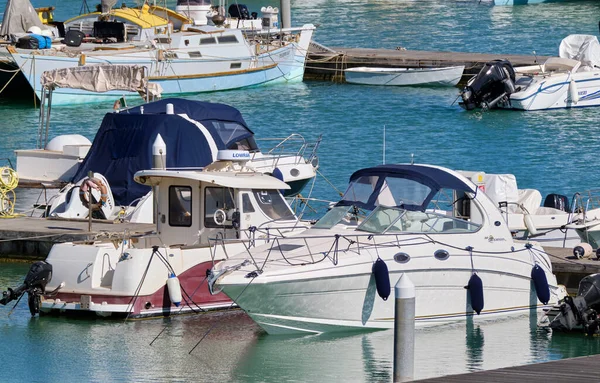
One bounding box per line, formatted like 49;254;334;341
383;125;386;165
280;0;291;29
394;273;415;383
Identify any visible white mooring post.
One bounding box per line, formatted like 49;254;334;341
393;273;415;383
280;0;291;29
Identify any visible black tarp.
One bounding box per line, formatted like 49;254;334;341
73;98;254;206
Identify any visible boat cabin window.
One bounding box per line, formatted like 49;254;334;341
253;189;294;220
169;186;192;227
200;37;216;45
242;193;255;213
217;35;238;44
205;187;235;228
204;121;258;152
357;206;481;235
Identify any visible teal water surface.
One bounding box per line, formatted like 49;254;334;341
3;0;600;381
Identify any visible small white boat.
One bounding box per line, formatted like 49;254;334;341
460;35;600;111
458;171;600;250
209;163;564;335
344;65;464;87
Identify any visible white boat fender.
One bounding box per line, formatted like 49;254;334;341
465;273;484;315
530;264;550;305
372;257;390;300
569;79;579;104
166;273;182;307
523;213;538;236
573;242;593;259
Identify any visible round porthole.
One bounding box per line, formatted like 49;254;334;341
394;252;410;264
290;168;300;177
434;249;450;260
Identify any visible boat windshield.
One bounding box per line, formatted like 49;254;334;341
340;175;433;211
357;206;481;234
313;206;361;229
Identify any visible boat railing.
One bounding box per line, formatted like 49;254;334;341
208;223;312;265
573;190;600;222
210;230;456;272
253;133;321;167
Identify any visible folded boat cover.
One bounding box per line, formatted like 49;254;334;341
0;0;44;37
40;65;163;99
559;35;600;72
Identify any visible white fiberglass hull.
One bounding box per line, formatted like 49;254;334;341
39;242;240;318
215;235;560;335
344;66;464;87
505;70;600;110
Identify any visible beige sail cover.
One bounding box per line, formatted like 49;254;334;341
40;65;163;98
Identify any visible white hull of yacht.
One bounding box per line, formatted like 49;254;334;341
216;236;560;335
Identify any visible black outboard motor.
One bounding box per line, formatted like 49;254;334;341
0;261;52;316
459;59;517;111
549;273;600;336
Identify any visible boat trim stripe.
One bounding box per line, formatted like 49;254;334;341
148;63;278;80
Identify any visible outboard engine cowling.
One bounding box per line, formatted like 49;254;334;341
459;60;517;111
548;273;600;335
0;261;53;316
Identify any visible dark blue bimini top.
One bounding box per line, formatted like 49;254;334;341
336;164;475;212
73;98;255;206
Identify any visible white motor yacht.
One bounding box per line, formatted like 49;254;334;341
18;148;310;318
209;164;564;335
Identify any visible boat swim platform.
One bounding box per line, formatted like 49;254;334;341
0;216;153;259
305;43;550;84
413;354;600;382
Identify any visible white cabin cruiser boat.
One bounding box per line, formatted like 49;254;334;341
460;35;600;111
209;164;563;335
1;149;310;318
344;65;464;87
458;171;600;249
31;98;320;222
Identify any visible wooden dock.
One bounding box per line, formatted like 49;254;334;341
0;216;153;259
414;354;600;382
305;43;549;84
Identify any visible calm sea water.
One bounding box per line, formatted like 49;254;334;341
3;0;600;381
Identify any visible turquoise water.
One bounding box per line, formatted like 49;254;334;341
3;0;600;381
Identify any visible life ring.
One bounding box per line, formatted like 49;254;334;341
79;177;108;211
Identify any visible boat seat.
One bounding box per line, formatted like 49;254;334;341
63;30;85;47
544;57;581;73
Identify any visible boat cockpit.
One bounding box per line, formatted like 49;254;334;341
312;164;485;234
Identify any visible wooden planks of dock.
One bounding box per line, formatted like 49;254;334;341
0;216;153;258
413;354;600;382
305;43;550;84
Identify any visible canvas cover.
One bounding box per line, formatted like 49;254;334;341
483;174;519;210
0;0;44;37
73;98;255;206
41;65;157;95
559;34;600;72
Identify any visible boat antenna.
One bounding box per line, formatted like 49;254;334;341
533;50;544;73
410;153;414;165
382;125;386;165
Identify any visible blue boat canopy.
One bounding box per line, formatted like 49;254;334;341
336;164;476;212
73;98;257;206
